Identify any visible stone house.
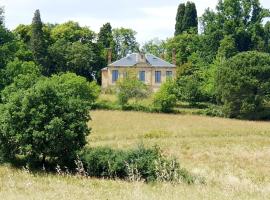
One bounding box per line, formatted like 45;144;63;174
101;49;176;91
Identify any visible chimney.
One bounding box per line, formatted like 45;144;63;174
172;48;176;65
107;48;112;64
160;52;165;60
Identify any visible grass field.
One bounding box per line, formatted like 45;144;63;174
1;110;270;199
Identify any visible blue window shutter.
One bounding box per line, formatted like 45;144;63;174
155;71;161;83
139;71;145;82
112;70;119;82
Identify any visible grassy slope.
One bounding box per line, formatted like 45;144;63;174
1;110;270;199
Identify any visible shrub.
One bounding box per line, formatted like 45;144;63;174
116;71;150;105
0;73;100;166
216;51;270;119
154;79;177;112
80;145;195;183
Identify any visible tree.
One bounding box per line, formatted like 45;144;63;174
0;7;16;65
201;0;270;53
51;21;95;43
116;70;149;105
141;38;165;57
182;1;198;34
112;28;139;59
0;73;100;165
0;7;4;26
0;59;41;92
217;35;238;59
175;3;186;36
98;23;113;49
165;33;200;65
154;79;177;112
30;10;48;74
216;51;270;119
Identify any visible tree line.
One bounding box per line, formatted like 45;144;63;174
1;0;270;120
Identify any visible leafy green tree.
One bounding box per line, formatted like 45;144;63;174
217;35;238;59
116;71;149;105
51;21;95;43
182;1;198;34
154;79;177;112
0;59;41;91
30;10;49;74
201;0;270;53
216;51;270;119
175;3;186;36
165;33;199;65
141;38;165;57
112;28;139;59
0;73;100;165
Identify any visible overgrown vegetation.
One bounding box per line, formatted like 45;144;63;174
0;73;100;166
80;145;195;183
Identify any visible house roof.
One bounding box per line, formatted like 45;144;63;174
108;53;175;68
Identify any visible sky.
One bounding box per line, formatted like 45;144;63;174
1;0;270;44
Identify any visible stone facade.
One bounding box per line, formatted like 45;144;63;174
101;52;176;92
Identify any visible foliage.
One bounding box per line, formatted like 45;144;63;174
50;21;95;43
30;10;49;74
165;33;200;65
216;51;270;119
175;2;198;35
141;38;165;56
0;73;100;165
116;71;150;105
182;1;198;34
80;145;195;183
201;0;270;53
154;79;177;112
175;3;186;36
0;59;41;90
112;28;139;59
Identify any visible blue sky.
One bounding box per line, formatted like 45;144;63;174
1;0;270;44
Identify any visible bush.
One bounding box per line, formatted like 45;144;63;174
0;73;100;166
216;51;270;119
154;79;177;112
116;71;150;105
80;145;195;183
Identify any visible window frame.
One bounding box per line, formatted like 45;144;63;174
112;70;119;83
155;71;161;83
139;71;146;82
166;71;173;79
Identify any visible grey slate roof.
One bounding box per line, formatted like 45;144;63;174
108;53;175;68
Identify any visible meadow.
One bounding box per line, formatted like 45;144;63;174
1;110;270;200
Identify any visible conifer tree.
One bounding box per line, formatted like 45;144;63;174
30;9;48;74
174;3;186;36
98;22;113;48
182;1;198;33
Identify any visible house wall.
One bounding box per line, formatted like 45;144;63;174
101;66;176;91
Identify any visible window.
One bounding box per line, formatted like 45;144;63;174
155;71;161;83
166;71;173;79
112;70;119;83
123;71;128;79
139;71;145;82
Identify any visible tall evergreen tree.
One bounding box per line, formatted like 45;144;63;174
182;1;198;33
30;9;48;74
0;7;4;26
174;3;186;36
98;23;113;48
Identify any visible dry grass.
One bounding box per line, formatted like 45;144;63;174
1;110;270;199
